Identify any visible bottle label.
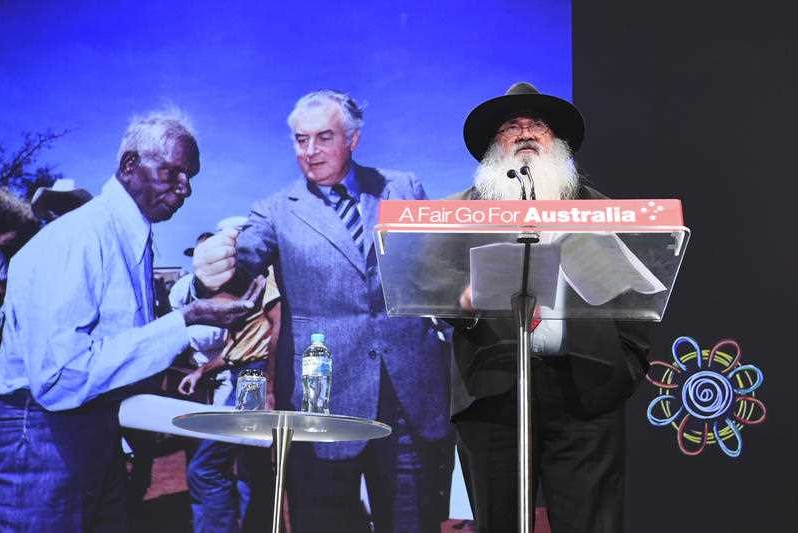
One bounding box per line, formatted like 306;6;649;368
302;356;331;376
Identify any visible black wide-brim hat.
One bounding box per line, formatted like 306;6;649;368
463;82;585;161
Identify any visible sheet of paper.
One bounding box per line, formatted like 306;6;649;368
470;242;561;311
468;234;666;310
560;233;666;306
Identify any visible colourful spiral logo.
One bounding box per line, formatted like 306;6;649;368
645;336;766;458
682;371;733;419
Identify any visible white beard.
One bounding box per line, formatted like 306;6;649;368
473;138;580;200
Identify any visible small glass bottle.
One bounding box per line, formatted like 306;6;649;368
235;369;267;411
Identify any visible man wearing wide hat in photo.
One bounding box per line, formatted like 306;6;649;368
446;82;653;532
0;188;38;305
30;178;93;223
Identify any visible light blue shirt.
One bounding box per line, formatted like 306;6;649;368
0;177;189;410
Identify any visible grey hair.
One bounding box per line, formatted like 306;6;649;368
116;108;196;164
287;90;365;140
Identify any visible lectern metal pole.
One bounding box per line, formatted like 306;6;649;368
513;290;537;533
271;415;293;533
513;232;539;533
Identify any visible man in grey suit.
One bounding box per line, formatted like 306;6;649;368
194;90;453;533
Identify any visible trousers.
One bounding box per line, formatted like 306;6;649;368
454;360;626;533
0;389;128;532
287;367;455;533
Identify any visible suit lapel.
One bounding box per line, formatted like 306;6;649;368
288;179;367;275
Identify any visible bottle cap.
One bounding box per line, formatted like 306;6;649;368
310;333;325;343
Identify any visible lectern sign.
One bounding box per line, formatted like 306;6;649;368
374;199;690;321
378;199;684;231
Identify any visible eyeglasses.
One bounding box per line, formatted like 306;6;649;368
497;119;551;138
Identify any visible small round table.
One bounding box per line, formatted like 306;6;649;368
173;410;392;533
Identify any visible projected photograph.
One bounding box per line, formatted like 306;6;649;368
0;1;574;532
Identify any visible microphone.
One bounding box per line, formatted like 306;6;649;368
519;165;536;200
506;169;527;200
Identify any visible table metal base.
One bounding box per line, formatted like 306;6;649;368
173;410;392;533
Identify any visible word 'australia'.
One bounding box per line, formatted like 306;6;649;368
524;207;636;223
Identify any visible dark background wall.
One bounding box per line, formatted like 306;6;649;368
574;2;797;531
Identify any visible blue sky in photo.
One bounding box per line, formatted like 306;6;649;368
0;0;572;270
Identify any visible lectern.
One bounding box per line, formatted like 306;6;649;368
375;198;689;533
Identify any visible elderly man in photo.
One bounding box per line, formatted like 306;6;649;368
193;90;453;533
0;110;262;531
447;83;653;532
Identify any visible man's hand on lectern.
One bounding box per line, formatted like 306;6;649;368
459;286;475;312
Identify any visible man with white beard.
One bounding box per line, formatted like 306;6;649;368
471;126;580;202
447;83;653;532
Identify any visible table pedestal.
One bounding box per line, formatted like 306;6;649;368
173;410;392;533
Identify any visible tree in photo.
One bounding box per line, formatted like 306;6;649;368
0;129;69;200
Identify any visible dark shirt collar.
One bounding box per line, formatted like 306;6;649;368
316;166;359;204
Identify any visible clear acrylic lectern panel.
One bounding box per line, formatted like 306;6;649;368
375;229;690;320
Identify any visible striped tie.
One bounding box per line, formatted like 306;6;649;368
331;184;364;254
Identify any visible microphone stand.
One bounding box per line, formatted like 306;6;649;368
511;163;538;532
520;165;536;200
506;169;527;200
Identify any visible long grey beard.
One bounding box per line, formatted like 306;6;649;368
473;138;580;200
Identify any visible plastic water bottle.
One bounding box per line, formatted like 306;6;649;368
301;333;332;414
